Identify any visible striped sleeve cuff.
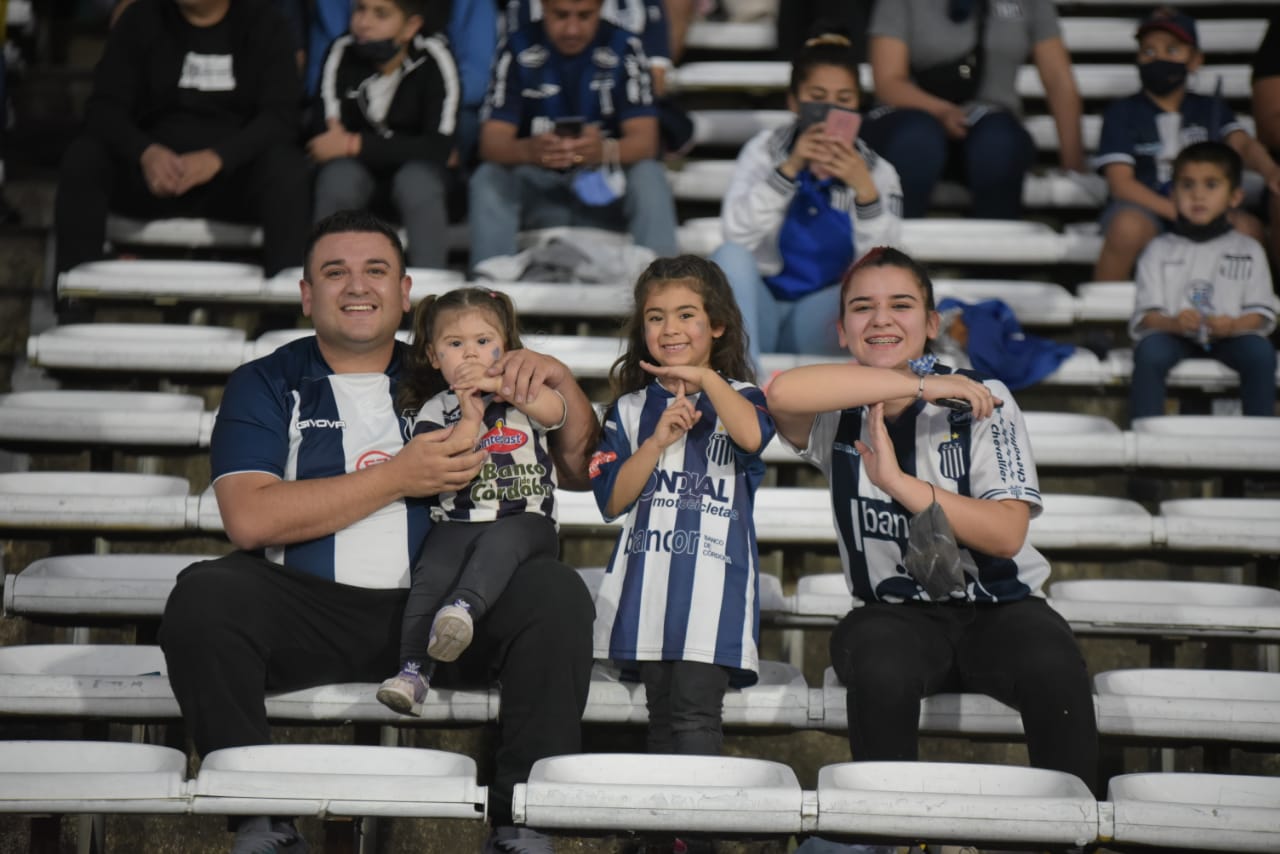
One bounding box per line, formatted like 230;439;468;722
767;168;795;195
855;198;883;219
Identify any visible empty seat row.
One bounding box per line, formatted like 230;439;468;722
0;471;1275;554
0;643;1275;745
3;741;1276;852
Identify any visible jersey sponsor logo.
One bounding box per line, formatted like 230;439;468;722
522;83;561;99
592;47;619;68
642;469;729;503
706;431;733;467
992;0;1023;18
857;497;910;545
590;75;616;114
178;52;236;92
589;450;617;478
623;526;733;562
476;420;529;453
517;45;548;68
470;461;551;502
1218;254;1253;281
989;420;1028;485
296;418;347;430
357;450;392;469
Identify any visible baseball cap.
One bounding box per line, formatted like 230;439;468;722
1135;8;1199;49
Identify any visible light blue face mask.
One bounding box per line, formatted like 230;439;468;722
571;138;626;207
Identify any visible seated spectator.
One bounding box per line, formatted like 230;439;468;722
1128;142;1276;421
861;0;1084;220
768;247;1099;854
449;0;500;166
469;0;678;267
53;0;309;283
307;0;459;269
712;31;902;364
1094;7;1280;281
502;0;693;154
1250;12;1280;265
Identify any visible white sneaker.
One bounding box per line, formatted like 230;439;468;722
427;600;474;662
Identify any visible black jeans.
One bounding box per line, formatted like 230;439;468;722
639;660;731;756
160;550;594;825
54;133;309;276
829;597;1099;794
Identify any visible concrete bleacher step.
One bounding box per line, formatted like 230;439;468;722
512;754;806;834
1107;772;1280;853
814;762;1098;849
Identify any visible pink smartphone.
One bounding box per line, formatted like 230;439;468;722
824;107;862;146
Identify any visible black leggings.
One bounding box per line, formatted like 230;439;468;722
829;597;1099;794
639;660;730;756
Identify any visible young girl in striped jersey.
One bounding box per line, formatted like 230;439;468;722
590;255;776;768
377;287;567;716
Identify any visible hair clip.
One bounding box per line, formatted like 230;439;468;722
907;353;938;377
804;33;852;48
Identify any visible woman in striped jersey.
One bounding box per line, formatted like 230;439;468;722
767;247;1099;798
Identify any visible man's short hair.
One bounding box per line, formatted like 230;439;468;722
1174;141;1243;189
304;210;407;281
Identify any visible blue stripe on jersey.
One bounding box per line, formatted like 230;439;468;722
283;378;345;581
609;387;668;659
660;392;716;660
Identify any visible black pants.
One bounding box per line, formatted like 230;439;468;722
400;514;560;665
159;550;594;825
53;133;310;276
639;660;730;756
829;597;1099;794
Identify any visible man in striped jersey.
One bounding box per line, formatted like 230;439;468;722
160;209;597;854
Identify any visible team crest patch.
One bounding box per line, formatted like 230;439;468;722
592;47;619;68
937;435;967;480
706;430;733;467
476;420;528;453
589;450;617;479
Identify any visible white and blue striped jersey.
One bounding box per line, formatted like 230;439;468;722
211;336;430;589
589;378;776;685
794;374;1051;604
412;390;558;524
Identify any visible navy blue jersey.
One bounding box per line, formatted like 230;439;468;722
212;336;430;588
590;379;775;685
482;17;655;138
1096;91;1244;194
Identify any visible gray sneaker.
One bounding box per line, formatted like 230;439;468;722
428;599;475;662
482;825;554;853
231;816;309;854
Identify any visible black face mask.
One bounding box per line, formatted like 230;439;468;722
1174;212;1232;242
1139;59;1188;96
352;38;401;66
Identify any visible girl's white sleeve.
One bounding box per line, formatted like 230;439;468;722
720;130;796;251
851;152;904;256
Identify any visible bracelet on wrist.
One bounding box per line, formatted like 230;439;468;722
916;374;926;399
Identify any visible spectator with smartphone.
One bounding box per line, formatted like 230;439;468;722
860;0;1084;219
711;31;903;365
469;0;678;268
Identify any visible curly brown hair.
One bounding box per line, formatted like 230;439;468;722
396;287;524;412
608;255;754;400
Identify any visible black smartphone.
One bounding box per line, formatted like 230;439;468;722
796;101;831;134
554;116;584;138
936;398;973;413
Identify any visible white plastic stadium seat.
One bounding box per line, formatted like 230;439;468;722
59;259;264;301
0;644;178;718
512;753;805;834
1107;348;1257;391
584;660;814;728
27;323;248;374
684;20;775;52
1131;416;1280;472
815;762;1097;848
1107;773;1280;853
1033;349;1109;386
1060;18;1265;54
1029;495;1154;551
0;472;194;531
792;573;854;621
1049;579;1280;641
1094;669;1280;744
106;215;262;249
189;744;486;819
899;220;1065;265
0;741;190;815
0;390;212;447
1021;412;1127;468
3;553;209;619
267;680;496;725
1157;498;1280;554
934;279;1077;327
260;266;465;305
821;668;1025;736
1074;280;1135;323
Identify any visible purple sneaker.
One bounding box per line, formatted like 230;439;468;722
375;662;428;716
427;599;474;662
